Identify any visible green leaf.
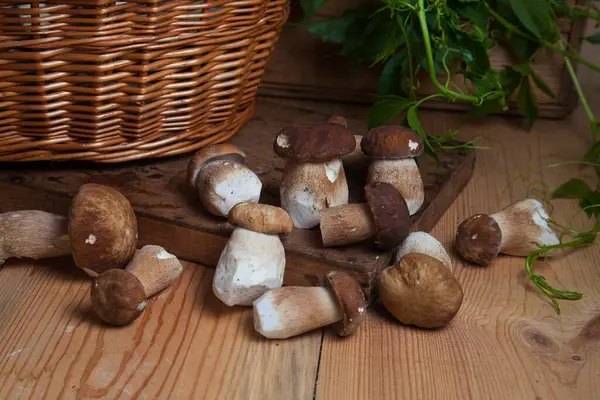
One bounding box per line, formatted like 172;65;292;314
454;1;489;29
507;0;552;38
579;190;600;218
468;98;505;116
505;35;542;62
530;69;557;99
500;67;524;97
300;0;327;20
583;141;600;163
406;107;439;162
517;77;538;128
377;52;407;96
551;179;592;199
586;33;600;44
304;17;355;44
368;97;413;129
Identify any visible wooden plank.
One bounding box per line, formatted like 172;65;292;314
0;99;475;302
0;258;322;399
314;103;600;399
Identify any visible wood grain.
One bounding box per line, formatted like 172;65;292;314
314;96;600;399
0;258;322;399
0;99;475;303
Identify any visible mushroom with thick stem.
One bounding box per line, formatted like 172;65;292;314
90;245;183;326
378;252;464;329
454;198;560;266
0;210;72;266
187;143;262;218
274;120;356;229
361;125;425;215
253;270;367;339
69;183;138;277
212;202;293;307
395;231;453;271
320;182;411;250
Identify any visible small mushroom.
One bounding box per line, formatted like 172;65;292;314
212;202;293;307
454;198;560;266
361;126;425;215
253;270;367;339
187;143;262;218
274;121;356;229
378;253;463;329
69;183;138;276
395;231;452;271
320;182;411;250
0;210;72;265
90;245;183;325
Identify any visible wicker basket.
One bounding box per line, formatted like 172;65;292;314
0;0;290;163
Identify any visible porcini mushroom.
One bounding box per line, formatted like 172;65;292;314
212;202;293;307
274;121;356;229
320;182;411;250
187;143;262;218
326;115;365;167
361;125;425;215
395;231;452;271
69;183;138;277
378;253;463;329
0;210;71;265
454;198;560;266
90;245;183;325
253;270;367;339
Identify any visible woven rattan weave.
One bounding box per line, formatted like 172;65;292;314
0;0;290;162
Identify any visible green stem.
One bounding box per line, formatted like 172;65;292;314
560;40;598;142
398;16;416;101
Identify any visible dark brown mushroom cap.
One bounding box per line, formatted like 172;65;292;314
361;125;424;159
364;182;411;250
68;183;138;275
327;115;348;127
455;214;502;266
90;269;147;326
324;270;367;336
273;122;356;162
187;143;247;188
228;202;294;235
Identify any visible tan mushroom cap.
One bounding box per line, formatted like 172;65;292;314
454;214;502;266
378;253;463;329
361;125;424;159
324;270;367;336
68;183;138;276
228;202;294;235
327;115;348;127
273;122;356;163
364;182;411;250
187;143;247;188
90;269;147;326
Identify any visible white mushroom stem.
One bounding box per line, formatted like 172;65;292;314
125;245;183;298
197;160;262;217
212;227;285;306
253;286;344;339
0;210;72;265
367;158;424;215
280;159;349;229
491;199;560;256
395;231;453;271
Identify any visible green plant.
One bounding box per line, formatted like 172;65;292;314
299;0;600;313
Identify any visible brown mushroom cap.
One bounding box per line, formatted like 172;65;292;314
361;126;424;159
327;115;348;127
68;183;138;275
455;214;502;266
378;253;463;329
273;122;356;163
187;143;247;188
90;269;147;326
228;202;293;235
324;270;367;336
364;182;411;250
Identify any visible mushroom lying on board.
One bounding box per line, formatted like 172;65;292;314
361;126;425;215
187;143;262;218
274;121;356;229
91;245;183;326
253;270;367;339
454;198;560;266
212;202;293;307
378;252;464;329
395;231;453;271
320;182;411;250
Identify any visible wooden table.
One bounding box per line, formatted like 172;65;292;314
2;44;600;400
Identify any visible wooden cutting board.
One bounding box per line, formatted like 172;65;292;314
0;99;475;302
